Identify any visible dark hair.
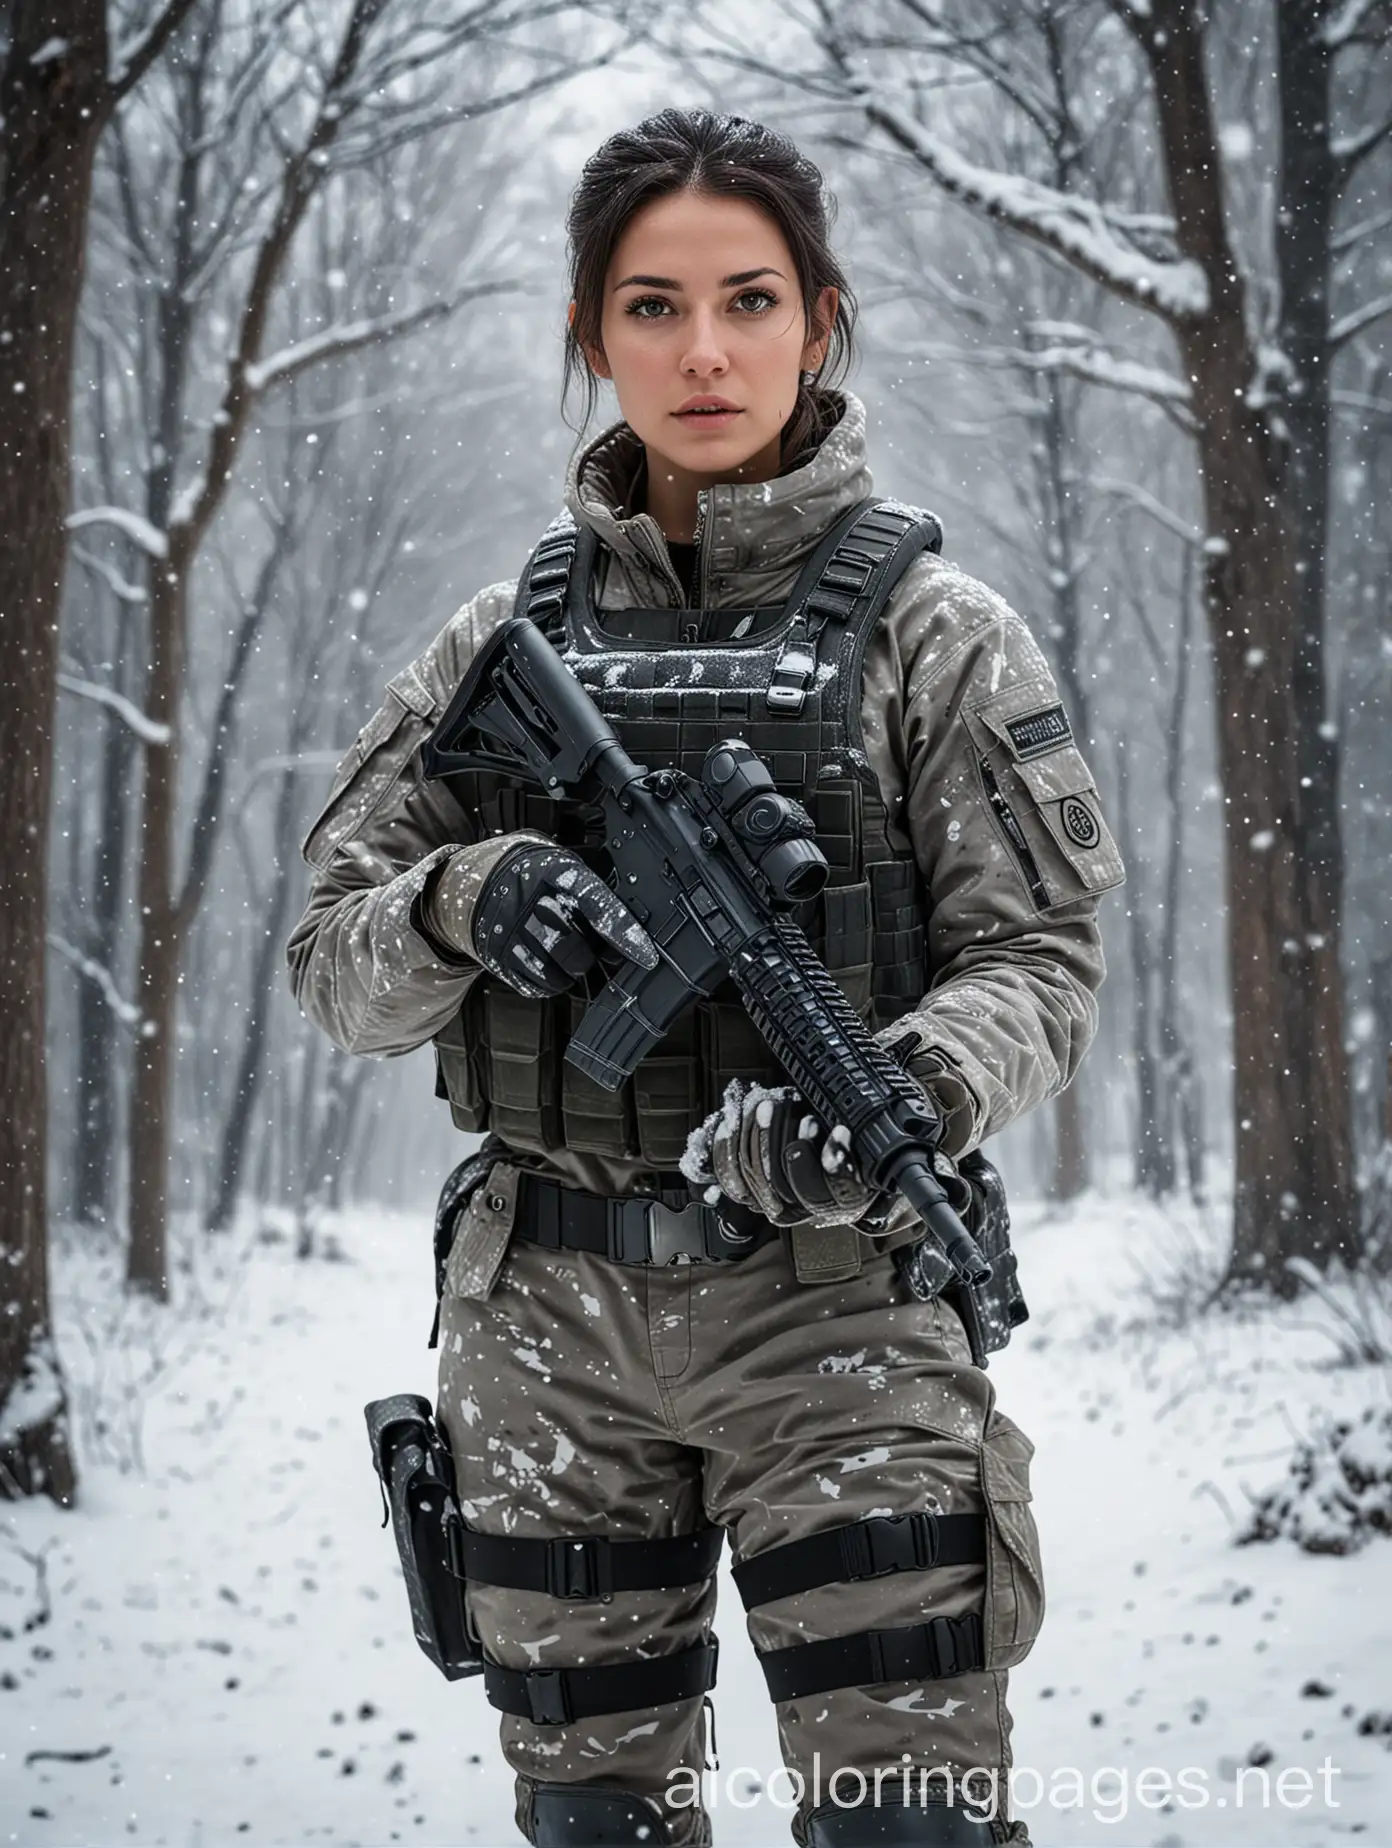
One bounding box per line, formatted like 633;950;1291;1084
563;108;858;470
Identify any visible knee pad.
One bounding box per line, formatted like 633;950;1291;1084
806;1793;1004;1846
529;1780;672;1845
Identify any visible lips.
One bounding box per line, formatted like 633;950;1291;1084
675;396;742;418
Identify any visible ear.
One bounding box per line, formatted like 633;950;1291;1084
802;284;839;372
569;299;611;380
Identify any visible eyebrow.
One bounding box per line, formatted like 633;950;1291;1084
611;267;787;291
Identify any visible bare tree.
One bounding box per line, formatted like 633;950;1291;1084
89;0;623;1301
0;0;199;1504
846;0;1390;1289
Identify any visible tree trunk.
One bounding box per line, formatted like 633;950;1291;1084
1037;361;1092;1202
1147;4;1356;1291
1187;328;1355;1283
206;767;301;1233
1114;744;1168;1197
1155;547;1203;1203
125;551;192;1299
1047;1081;1089;1203
1274;0;1344;1004
0;3;114;1504
70;701;138;1225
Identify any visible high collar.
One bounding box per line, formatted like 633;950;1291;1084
561;388;874;603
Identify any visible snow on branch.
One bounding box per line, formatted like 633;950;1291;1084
910;327;1194;422
242;284;516;396
1331;290;1392;348
1014;332;1193;412
1089;475;1203;546
46;934;152;1036
66;505;168;559
855;88;1210;324
56;673;172;746
70;545;148;604
1322;0;1386;47
1333;113;1392;174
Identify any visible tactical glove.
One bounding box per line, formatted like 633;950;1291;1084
681;1026;978;1230
680;1079;888;1230
422;834;658;1001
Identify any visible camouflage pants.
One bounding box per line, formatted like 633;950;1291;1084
435;1159;1043;1846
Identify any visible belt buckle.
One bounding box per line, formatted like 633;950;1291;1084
646;1200;708;1265
608;1197;757;1266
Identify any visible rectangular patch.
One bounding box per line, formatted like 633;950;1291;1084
1003;704;1073;761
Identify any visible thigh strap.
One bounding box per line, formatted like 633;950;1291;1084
758;1612;984;1703
463;1524;724;1603
483;1637;719;1726
732;1511;985;1609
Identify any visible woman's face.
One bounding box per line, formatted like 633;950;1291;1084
570;189;837;482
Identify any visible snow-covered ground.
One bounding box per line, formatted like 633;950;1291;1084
3;1188;1390;1848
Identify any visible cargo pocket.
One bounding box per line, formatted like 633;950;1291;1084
302;662;439;873
980;1405;1045;1669
964;678;1124;912
443;1160;520;1303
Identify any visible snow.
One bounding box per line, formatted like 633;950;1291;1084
45;933;151;1035
1322;0;1384;47
65;506;168;561
5;1189;1392;1843
853;92;1211;322
54;674;173;747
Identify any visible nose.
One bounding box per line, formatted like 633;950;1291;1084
680;303;729;377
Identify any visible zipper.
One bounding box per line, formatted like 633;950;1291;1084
690;488;710;610
979;756;1051;910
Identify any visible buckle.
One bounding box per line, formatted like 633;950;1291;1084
647;1200;710;1264
544;1536;613;1602
523;1667;572;1726
607;1198;716;1265
840;1513;940;1581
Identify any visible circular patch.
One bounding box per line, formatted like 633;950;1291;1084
1061;796;1100;849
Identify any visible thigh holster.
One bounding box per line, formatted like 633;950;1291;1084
366;1390;724;1716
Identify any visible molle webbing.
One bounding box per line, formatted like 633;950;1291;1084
433;498;944;1165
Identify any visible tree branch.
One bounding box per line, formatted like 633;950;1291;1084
46;935;152;1036
242;280;526;396
106;0;202;103
1330;290;1392;348
854;87;1210;325
56;672;172;745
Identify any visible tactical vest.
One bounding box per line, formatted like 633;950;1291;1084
431;494;944;1169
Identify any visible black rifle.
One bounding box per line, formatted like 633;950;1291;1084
422;617;990;1289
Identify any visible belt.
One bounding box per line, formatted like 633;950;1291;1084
512;1170;779;1266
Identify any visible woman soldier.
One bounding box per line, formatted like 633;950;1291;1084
288;109;1123;1848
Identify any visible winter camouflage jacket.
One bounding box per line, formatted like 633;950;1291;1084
285;388;1124;1222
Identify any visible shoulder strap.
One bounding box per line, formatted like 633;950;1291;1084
767;497;944;715
511;508;580;644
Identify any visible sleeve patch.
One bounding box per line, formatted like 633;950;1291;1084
1003;704;1072;760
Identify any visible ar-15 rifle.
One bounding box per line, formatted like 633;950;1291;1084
421;616;990;1289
